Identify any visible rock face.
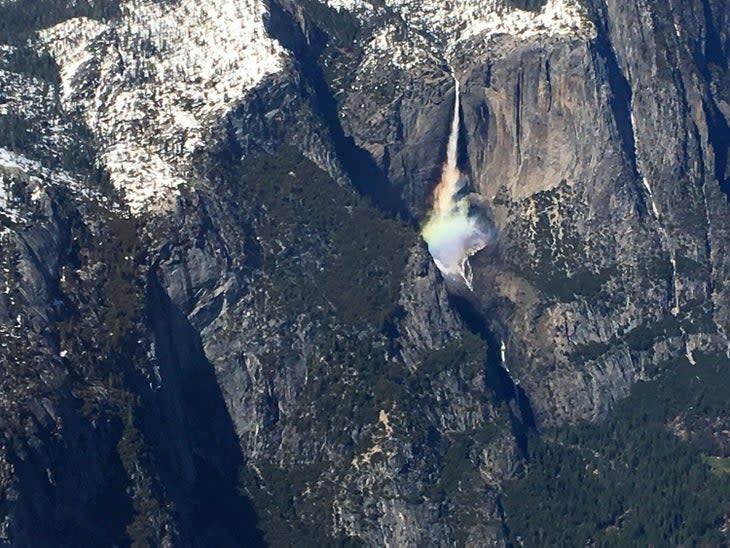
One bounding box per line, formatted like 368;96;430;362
0;0;729;545
307;0;730;426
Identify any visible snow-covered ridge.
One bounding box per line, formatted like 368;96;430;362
0;147;104;227
325;0;373;11
40;0;286;214
327;0;595;49
450;0;595;42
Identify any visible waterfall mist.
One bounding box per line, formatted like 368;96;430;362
421;78;493;289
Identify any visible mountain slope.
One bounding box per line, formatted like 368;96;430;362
0;0;729;545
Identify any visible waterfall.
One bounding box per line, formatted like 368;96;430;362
446;77;460;170
421;76;493;290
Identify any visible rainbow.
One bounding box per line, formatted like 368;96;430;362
421;78;492;289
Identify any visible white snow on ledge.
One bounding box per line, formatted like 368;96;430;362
326;0;595;46
457;0;595;42
40;0;286;215
0;147;104;225
0;147;76;188
325;0;373;11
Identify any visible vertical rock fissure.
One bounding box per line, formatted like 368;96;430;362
448;294;536;456
594;6;682;319
264;0;409;218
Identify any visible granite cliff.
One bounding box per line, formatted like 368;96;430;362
1;0;729;545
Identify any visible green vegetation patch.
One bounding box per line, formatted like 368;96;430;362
0;47;60;84
228;147;505;545
51;203;162;546
57;212;144;361
503;353;730;546
236;146;415;329
299;0;365;89
706;456;730;478
228;147;423;542
419;331;486;377
301;0;361;46
504;184;619;303
238;462;342;548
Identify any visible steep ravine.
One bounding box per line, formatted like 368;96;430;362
265;0;409;217
450;293;537;453
1;0;730;545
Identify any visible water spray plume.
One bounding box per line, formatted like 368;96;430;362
421;77;492;290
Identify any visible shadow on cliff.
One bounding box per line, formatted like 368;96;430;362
147;274;266;546
264;0;409;220
447;292;537;456
696;0;730;198
588;5;642;182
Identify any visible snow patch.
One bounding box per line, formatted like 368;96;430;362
41;0;286;215
326;0;595;50
457;0;595;41
0;148;24;172
324;0;373;11
0;147;106;222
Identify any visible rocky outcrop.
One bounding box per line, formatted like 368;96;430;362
1;0;729;545
302;0;730;427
